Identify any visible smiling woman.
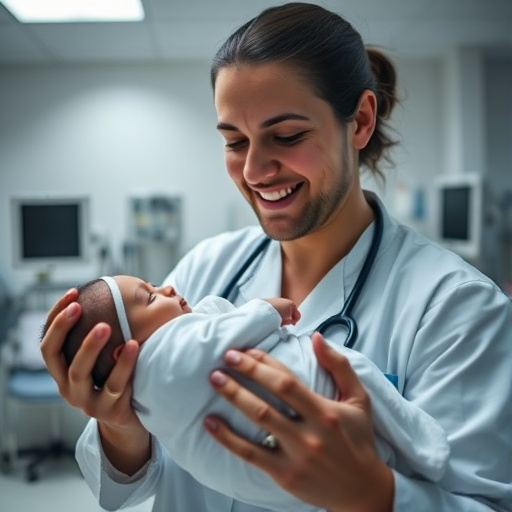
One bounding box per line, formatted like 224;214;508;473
214;62;374;245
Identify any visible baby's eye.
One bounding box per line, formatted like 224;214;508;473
147;292;156;305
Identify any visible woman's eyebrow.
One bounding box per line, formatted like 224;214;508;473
217;113;309;131
261;113;309;128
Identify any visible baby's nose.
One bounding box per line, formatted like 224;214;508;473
157;285;176;297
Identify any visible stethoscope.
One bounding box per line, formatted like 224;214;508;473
220;199;384;350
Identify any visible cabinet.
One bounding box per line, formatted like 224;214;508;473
123;196;182;285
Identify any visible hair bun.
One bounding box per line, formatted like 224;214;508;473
367;47;397;120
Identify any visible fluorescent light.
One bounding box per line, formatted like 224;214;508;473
1;0;145;23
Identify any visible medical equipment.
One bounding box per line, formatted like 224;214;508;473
220;199;383;349
10;196;90;269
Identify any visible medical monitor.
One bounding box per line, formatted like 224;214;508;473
11;196;90;268
435;173;483;261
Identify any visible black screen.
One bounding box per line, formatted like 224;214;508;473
441;187;470;241
21;204;81;259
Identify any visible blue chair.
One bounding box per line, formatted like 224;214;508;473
0;311;75;482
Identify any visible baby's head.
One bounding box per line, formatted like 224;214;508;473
61;276;191;388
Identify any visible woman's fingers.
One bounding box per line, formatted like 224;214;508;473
219;348;329;421
63;322;113;410
243;348;297;376
102;340;140;399
40;300;82;391
311;333;370;409
46;288;78;326
209;367;292;436
68;323;111;382
204;414;283;472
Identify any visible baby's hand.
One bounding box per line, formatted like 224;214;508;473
264;298;301;326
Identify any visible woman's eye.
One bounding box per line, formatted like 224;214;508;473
275;132;306;145
225;139;247;151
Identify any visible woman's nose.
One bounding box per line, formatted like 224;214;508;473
243;145;279;185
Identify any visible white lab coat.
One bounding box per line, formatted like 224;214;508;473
76;194;512;512
123;295;448;511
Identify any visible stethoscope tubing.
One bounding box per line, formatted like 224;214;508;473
220;199;383;350
315;199;382;347
219;236;271;301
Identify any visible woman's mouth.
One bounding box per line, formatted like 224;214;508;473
257;184;301;203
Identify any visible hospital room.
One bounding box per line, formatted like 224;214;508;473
0;0;511;511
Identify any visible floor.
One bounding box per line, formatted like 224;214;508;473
0;455;154;512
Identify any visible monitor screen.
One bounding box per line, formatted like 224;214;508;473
435;174;482;261
11;197;89;267
440;186;471;241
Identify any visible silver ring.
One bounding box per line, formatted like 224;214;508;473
261;434;278;450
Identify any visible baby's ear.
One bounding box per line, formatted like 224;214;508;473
113;344;124;361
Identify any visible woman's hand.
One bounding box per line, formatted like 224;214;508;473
205;332;394;512
40;290;151;474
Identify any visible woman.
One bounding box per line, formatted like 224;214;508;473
41;3;512;511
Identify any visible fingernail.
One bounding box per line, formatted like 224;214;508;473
66;303;79;318
204;417;218;431
95;324;108;339
64;289;75;300
210;371;227;386
225;350;241;365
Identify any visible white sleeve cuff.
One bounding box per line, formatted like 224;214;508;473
100;435;154;484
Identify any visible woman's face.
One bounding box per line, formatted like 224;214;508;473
115;275;192;343
214;63;356;241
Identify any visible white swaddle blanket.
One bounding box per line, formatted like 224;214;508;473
133;296;449;511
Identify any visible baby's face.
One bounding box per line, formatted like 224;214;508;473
115;275;192;342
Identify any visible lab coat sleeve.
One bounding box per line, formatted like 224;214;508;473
394;281;512;511
75;418;165;511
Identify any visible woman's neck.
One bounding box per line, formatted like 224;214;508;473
280;189;374;305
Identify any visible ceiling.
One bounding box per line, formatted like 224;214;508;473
0;0;511;65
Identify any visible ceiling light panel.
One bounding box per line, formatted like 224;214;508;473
1;0;145;23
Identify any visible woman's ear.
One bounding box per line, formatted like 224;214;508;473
351;90;377;150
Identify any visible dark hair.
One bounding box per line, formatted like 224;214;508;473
211;2;398;179
59;279;124;388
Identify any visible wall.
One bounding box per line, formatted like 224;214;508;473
487;58;512;192
365;57;444;239
484;58;512;287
